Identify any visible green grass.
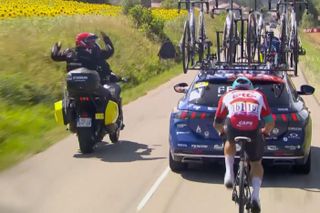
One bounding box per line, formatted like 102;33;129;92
300;32;320;100
0;13;223;171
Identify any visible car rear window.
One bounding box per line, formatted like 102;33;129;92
187;81;290;107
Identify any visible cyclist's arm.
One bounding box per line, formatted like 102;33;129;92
213;95;228;134
260;94;275;135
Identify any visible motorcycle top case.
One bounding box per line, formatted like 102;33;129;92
66;68;100;95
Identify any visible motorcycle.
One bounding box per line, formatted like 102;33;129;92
54;67;123;154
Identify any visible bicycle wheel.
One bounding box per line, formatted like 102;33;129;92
182;21;191;74
247;13;257;64
293;30;298;76
198;13;205;63
279;16;287;65
223;13;236;64
238;161;245;213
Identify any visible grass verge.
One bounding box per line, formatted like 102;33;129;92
300;32;320;101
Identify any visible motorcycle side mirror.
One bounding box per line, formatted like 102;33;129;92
158;39;176;59
174;82;189;93
297;85;315;95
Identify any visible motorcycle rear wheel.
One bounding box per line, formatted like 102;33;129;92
77;127;95;154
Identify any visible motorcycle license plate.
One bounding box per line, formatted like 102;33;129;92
77;118;92;127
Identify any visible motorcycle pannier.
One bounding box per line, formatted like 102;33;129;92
66;68;100;95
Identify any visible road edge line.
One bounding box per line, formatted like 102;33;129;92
137;166;170;211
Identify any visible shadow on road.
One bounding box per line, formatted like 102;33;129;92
179;146;320;192
73;140;165;162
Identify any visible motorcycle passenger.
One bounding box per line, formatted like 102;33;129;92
51;31;124;129
213;77;275;213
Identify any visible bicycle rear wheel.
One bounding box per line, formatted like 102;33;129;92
238;161;245;213
182;21;191;74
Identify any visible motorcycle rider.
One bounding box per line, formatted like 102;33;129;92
213;77;275;213
51;31;124;130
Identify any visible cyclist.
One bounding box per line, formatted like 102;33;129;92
51;31;124;130
213;77;275;213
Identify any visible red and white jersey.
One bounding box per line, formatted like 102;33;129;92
215;89;272;131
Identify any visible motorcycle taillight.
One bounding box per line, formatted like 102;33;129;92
79;97;90;101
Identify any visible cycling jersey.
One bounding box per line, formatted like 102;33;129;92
215;89;273;131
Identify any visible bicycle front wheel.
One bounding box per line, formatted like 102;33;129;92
182;21;191;74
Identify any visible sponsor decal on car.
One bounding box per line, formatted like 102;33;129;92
285;145;299;151
204;131;210;138
207;107;215;111
194;81;209;89
176;131;191;135
177;123;187;128
288;133;301;139
288;127;303;131
191;144;208;149
267;145;279;151
177;143;188;148
196;125;202;133
277;108;289;111
214;144;224;150
283;137;288;142
272;128;280;135
217;86;232;97
192;105;201;110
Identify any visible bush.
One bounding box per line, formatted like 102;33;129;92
121;0;140;14
301;12;318;28
129;5;152;27
128;5;166;40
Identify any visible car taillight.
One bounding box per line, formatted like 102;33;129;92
175;110;212;120
272;113;300;122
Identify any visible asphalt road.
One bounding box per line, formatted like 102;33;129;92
0;70;319;213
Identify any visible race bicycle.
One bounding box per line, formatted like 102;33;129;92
273;0;309;76
178;0;210;73
212;0;243;65
231;136;252;213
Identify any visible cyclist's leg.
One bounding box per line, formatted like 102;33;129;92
245;130;264;212
224;119;237;188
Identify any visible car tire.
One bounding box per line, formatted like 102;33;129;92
169;151;187;173
293;151;311;174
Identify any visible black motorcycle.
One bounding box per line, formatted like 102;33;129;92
55;67;123;154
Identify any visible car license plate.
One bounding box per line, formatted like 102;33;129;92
77;117;92;127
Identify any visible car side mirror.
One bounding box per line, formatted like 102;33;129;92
297;85;315;95
174;82;189;93
158;39;176;59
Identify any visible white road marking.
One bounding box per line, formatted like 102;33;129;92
137;166;170;211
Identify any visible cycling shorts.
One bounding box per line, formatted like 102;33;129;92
225;118;264;162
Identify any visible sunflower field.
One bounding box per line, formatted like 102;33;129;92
0;0;185;20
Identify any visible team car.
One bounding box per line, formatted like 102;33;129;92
169;68;314;174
